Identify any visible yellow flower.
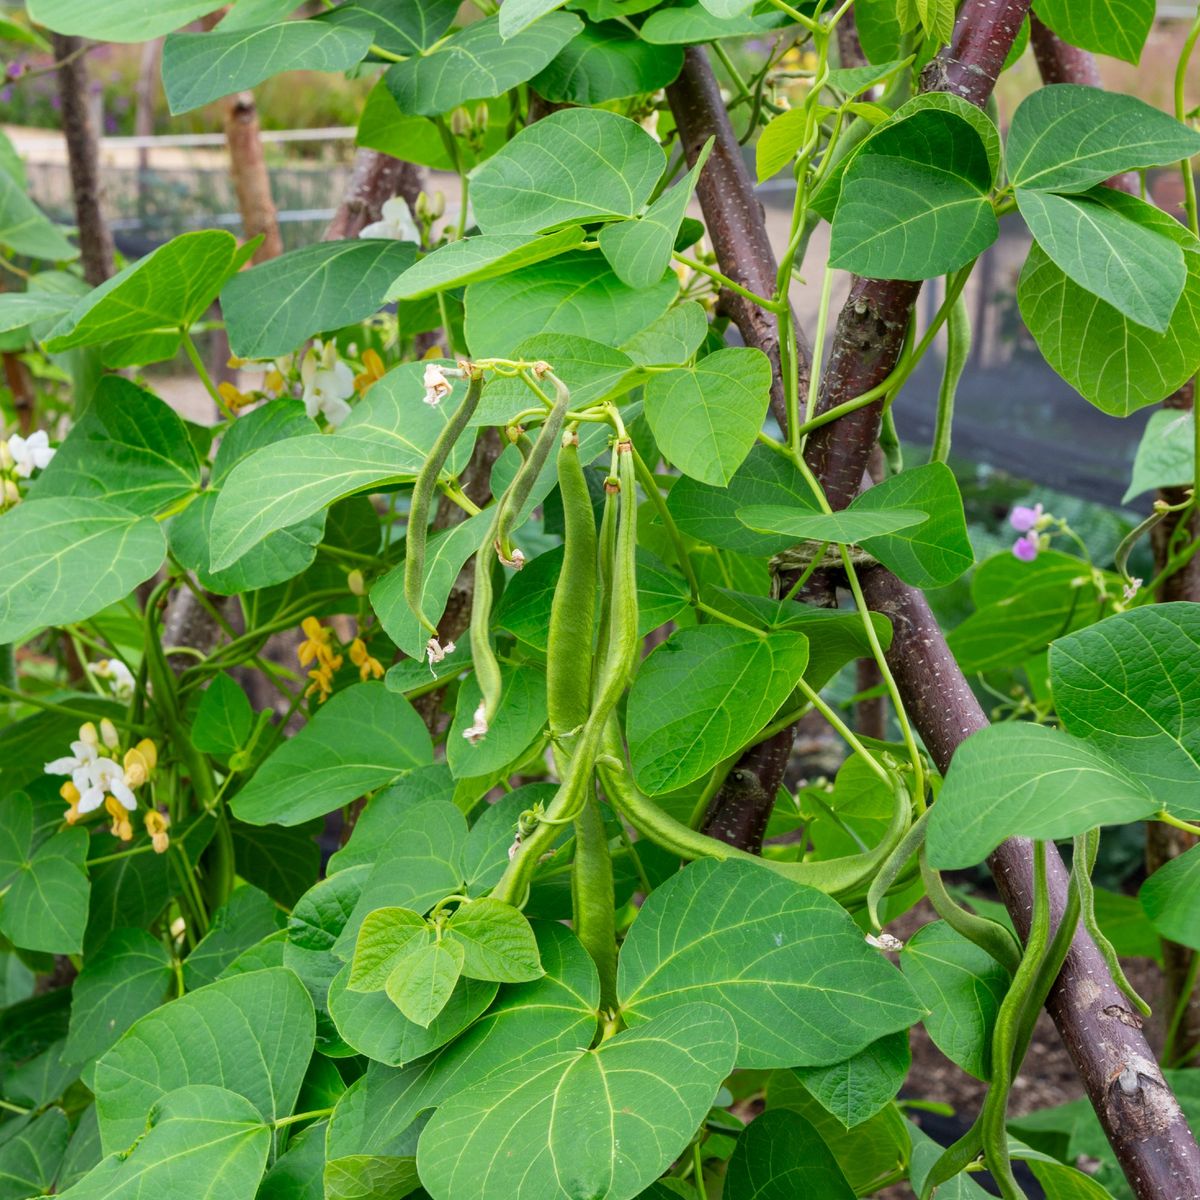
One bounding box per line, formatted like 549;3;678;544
105;795;133;841
60;780;81;824
264;369;286;397
298;616;336;668
218;381;255;412
305;660;339;703
349;638;384;682
144;809;170;854
354;348;386;395
123;739;158;789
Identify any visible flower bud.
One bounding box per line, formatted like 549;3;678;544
474;103;489;132
99;718;120;750
449;106;471;137
347;568;366;596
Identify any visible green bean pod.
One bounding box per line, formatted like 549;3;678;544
920;849;1023;974
929;290;969;464
466;507;504;739
547;429;597;738
405;366;483;637
866;807;928;930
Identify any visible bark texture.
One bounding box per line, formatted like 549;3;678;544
324;149;422;241
51;34;114;286
224;92;283;263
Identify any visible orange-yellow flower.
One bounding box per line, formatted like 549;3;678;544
349;637;384;682
105;795;134;841
60;780;81;824
298;616;337;668
144;809;170;854
354;348;386;395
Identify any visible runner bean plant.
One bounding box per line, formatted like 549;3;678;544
0;0;1199;1196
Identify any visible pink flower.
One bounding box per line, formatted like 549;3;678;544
1012;533;1039;562
1009;503;1044;533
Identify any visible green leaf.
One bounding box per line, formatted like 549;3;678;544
32;377;201;517
447;665;548;778
45;231;247;355
446;898;543;983
191;673;254;757
385;13;581;116
667;443;821;557
499;0;567;36
386;937;464;1027
738;505;928;543
64;929;172;1065
757;107;810;184
230;819;320;908
464;251;677;357
1017;188;1185;331
900;922;1009;1079
1026;1158;1121;1199
93;967;314;1154
0;1108;68;1200
531;20;684;103
371;511;491;659
850;461;973;587
600;143;710;290
231;684;432;826
724;1108;856;1199
640;1;785;43
1007;84;1200;194
471;108;665;236
210;360;472;568
1031;0;1154;65
1124;409;1194;501
162;20;371;114
645;347;771;486
628;626;810;796
318;0;458;55
0;792;89;954
58;1086;269;1200
617;859;924;1067
325;1155;421;1200
183;885;285;990
386;229;585;300
826;57;913;98
1140;845;1200;952
1018;236;1200;416
349;907;429;992
256;1120;325;1200
926;723;1158;869
621;301;708;365
0;291;75;334
792;1031;910;1129
0;169;76;261
27;0;223;40
830;106;998;280
1050;604;1200;817
328;964;496;1064
221;239;417;360
415;1002;736;1200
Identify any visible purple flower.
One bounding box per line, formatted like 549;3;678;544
0;88;11;104
1009;503;1044;533
1012;533;1040;562
5;61;25;81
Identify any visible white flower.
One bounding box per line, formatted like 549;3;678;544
44;737;98;779
93;659;135;703
359;196;421;244
5;430;54;478
463;701;488;744
865;932;904;952
422;362;453;407
301;341;354;427
78;756;137;814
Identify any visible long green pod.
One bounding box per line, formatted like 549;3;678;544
405;365;482;638
547;429;597;738
929;289;969;464
491;438;639;906
980;841;1051;1200
866;807;929;930
466;506;504;740
571;782;618;1011
920;849;1023;974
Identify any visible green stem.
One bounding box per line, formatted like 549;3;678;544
795;676;891;786
631;445;700;599
273;1108;336;1129
672;252;782;311
1164;949;1200;1066
0;683;148;732
182;331;234;419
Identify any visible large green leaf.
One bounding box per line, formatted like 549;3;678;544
221;239;417;360
792;1031;910;1129
471;108;665;236
926;723;1158;869
724;1108;856;1199
1017;188;1185;331
1031;0;1154;65
318;0;458;55
0;168;77;261
0;291;76;334
738;506;928;543
230;819;320;908
386;229;585;300
499;0;567;36
830;106;997;280
27;0;222;40
1124;409;1194;501
231;684;432;826
210;360;472;568
0;1108;68;1200
641;2;786;43
531;20;683;103
31;377;201;516
628;625;810;795
93;967;314;1153
0;792;89;954
1006;84;1200;194
191;673;255;758
183;885;286;989
622;300;708;365
464;251;677;357
416;1003;736;1200
644;346;770;485
0;498;165;643
1140;845;1200;952
45;232;247;356
58;1086;269;1199
163;20;371;113
64;929;172;1065
617;859;924;1067
384;13;581;116
1050;604;1200;817
447;665;548;778
1019;237;1200;416
899;922;1009;1080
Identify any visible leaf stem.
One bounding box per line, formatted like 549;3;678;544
182;330;234;419
672;252;782;311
